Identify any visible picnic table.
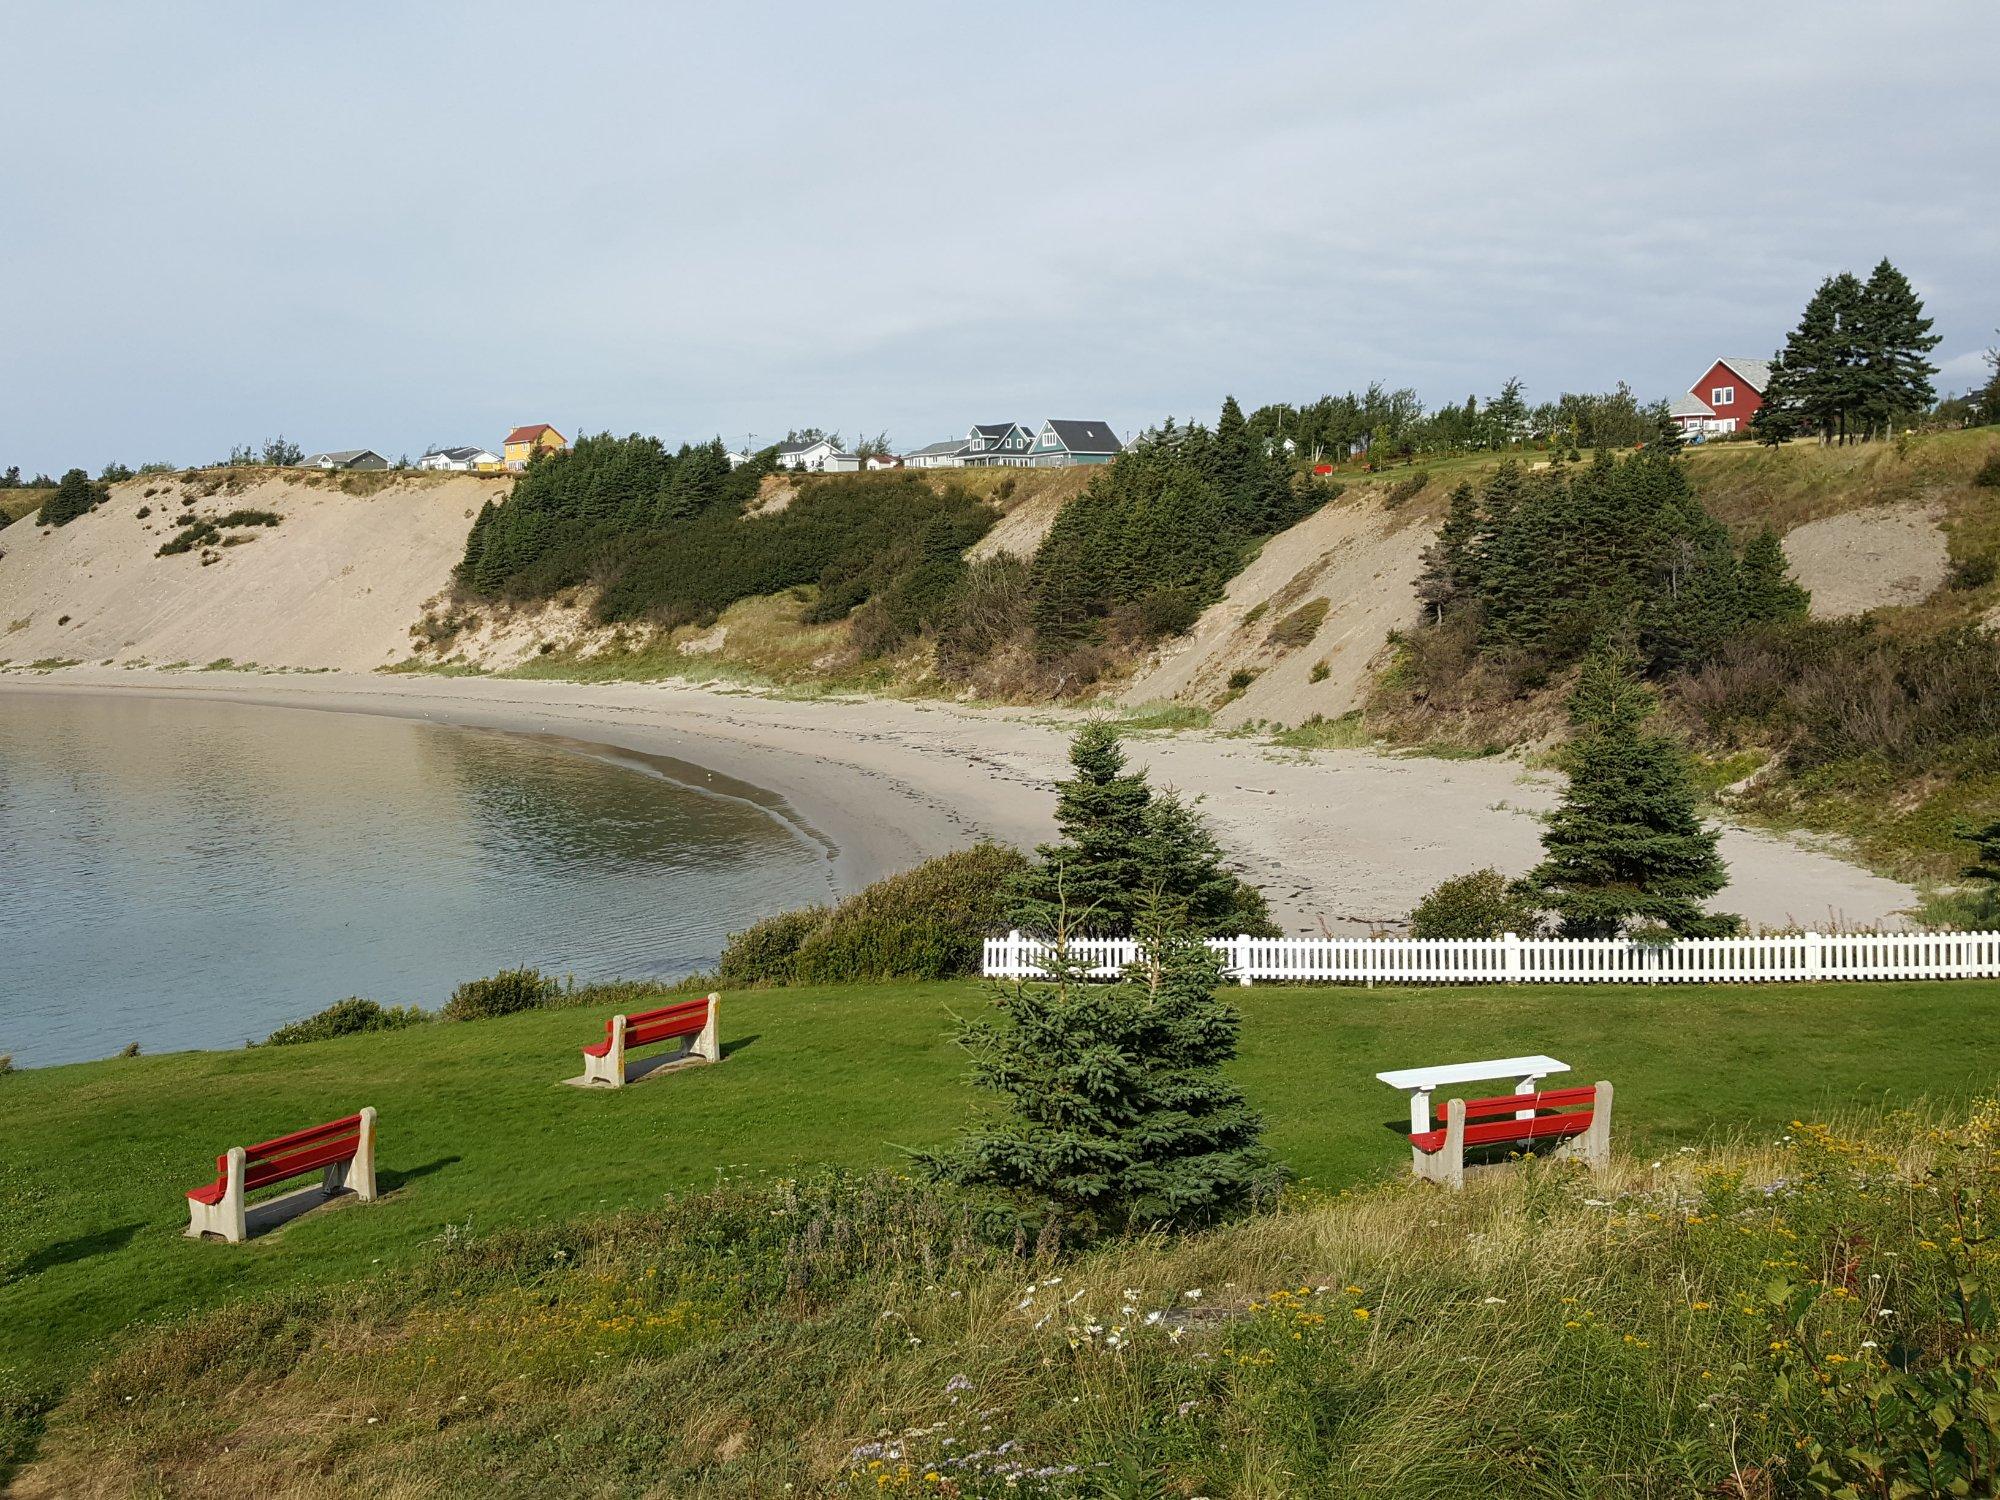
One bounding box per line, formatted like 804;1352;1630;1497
1374;1054;1570;1136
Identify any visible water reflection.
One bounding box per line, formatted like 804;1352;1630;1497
0;693;836;1065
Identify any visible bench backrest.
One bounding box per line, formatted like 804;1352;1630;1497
1446;1085;1598;1126
232;1114;364;1193
616;998;712;1049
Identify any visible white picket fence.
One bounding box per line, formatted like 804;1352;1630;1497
980;929;2000;986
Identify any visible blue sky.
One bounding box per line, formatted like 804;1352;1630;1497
3;2;1996;474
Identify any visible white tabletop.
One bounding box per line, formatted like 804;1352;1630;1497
1375;1055;1569;1092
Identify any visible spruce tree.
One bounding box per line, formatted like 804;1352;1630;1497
1857;259;1941;436
1528;648;1735;937
923;903;1271;1235
1736;528;1811;624
1416;481;1481;622
40;468;107;527
1008;726;1277;937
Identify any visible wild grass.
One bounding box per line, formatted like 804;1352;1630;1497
14;1098;2000;1496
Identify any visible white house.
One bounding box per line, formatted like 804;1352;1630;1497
1027;419;1123;468
865;453;903;470
416;445;499;472
725;450;755;470
774;437;842;471
960;421;1036;467
904;439;968;469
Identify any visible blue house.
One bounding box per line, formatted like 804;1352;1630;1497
1028;419;1123;467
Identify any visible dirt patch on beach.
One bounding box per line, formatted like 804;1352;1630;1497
1782;504;1950;617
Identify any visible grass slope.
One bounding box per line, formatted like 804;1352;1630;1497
7;979;2000;1393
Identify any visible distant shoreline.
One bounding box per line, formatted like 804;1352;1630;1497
0;666;1922;934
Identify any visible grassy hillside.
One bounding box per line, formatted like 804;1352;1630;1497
0;488;52;525
6;979;2000;1493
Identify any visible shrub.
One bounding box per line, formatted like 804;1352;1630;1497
1226;668;1257;692
262;998;430;1046
441;967;562;1021
1383;470;1430;507
1267;598;1329;651
1950;552;1997;591
718;843;1031;985
1974;450;2000;488
157;520;219;556
717;905;831;984
1407;868;1542;938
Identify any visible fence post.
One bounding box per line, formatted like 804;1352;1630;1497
1803;930;1823;982
1233;934;1253;987
1502;932;1522;980
1007;929;1023;979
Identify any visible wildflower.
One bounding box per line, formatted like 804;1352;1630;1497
1343;1285;1363;1295
944;1375;972;1394
1184;1289;1204;1301
1352;1308;1370;1321
1481;1296;1505;1305
1564;1320;1581;1329
1690;1300;1714;1311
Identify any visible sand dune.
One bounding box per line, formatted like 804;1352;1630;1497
0;470;499;671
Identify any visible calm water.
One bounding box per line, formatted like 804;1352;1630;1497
0;693;838;1065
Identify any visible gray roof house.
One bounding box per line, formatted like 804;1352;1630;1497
300;449;389;471
959;422;1036;467
1028;419;1123;467
904;438;969;469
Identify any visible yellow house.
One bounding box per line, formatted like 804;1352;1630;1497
502;424;568;470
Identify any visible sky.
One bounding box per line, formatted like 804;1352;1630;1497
3;2;1996;475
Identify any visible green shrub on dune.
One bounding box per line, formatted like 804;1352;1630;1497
260;998;430;1046
719;843;1030;985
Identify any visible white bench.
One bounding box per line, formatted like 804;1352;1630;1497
1376;1055;1569;1138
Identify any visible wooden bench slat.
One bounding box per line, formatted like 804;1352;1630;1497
1411;1111;1592;1153
247;1114;364;1158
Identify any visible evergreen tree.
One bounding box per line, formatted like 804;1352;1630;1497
1138;790;1278;937
1750;351;1801;445
1856;258;1941;436
1736;528;1811;624
1008;724;1153;934
1007;725;1277;937
1959;817;2000;887
1416;480;1481;622
922;903;1272;1235
1486;377;1527;447
40;467;107;527
1527;648;1735;937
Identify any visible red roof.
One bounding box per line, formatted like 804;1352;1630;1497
505;424;561;446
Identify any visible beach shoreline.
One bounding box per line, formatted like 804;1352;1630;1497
0;666;1922;934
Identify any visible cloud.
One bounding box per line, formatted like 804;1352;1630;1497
3;1;1996;471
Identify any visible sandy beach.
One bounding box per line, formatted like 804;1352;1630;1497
1;666;1919;935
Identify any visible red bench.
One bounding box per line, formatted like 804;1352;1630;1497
1410;1082;1612;1189
576;993;720;1088
185;1107;378;1243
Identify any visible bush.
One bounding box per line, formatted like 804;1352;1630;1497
717;843;1031;985
1407;868;1542;938
1949;552;1997;591
441;967;562;1021
262;998;430;1046
1267;598;1329;650
1383;470;1430;507
1974;450;2000;488
717;905;831;984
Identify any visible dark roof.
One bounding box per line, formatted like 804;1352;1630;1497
908;439;969;458
1042;419;1122;455
428;445;490;461
775;437;835;455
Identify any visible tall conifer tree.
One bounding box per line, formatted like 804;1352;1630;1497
1528;648;1734;937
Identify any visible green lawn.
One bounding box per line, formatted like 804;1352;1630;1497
6;978;2000;1390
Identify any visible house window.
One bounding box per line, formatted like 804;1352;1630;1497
1712;387;1734;406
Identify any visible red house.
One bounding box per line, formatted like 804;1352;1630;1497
1669;358;1771;437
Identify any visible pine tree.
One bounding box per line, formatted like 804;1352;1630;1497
1959;818;2000;886
1008;724;1155;934
1736;528;1811;624
922;902;1271;1235
1486;377;1527;447
1528;648;1735;937
1138;790;1278;937
1416;481;1481;622
1008;726;1276;938
40;468;107;527
1857;259;1941;437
